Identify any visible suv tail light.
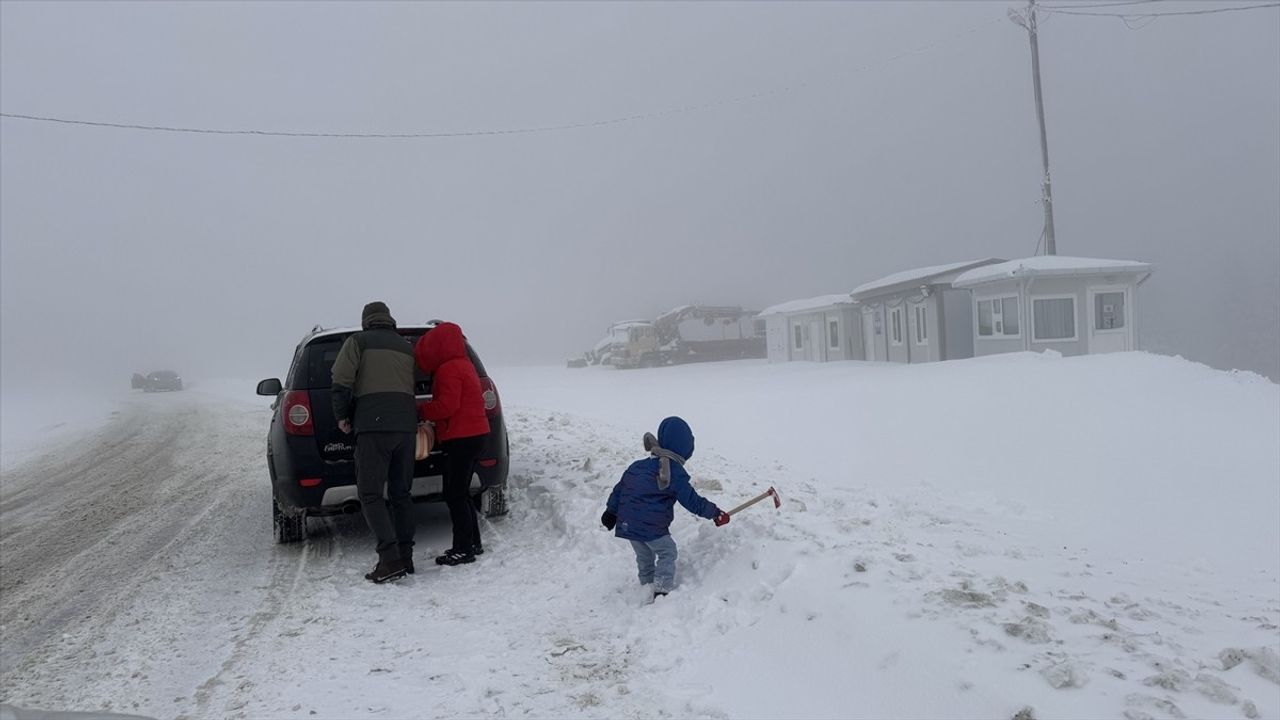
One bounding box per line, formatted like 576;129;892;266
480;377;502;417
282;390;315;436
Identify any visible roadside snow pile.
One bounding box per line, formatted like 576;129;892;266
494;351;1279;719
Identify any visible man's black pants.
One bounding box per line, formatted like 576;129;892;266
355;431;416;554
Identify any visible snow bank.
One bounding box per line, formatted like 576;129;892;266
489;351;1279;719
496;352;1280;581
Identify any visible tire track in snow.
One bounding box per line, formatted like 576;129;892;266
188;540;318;717
0;392;278;716
0;400;198;676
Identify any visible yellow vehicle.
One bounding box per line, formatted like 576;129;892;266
603;320;662;369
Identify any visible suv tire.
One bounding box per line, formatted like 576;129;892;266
273;497;307;544
479;485;509;518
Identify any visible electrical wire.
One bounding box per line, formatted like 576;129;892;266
1040;2;1279;18
1039;0;1162;8
1120;14;1161;29
0;16;1005;141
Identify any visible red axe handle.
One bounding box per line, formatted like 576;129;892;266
726;486;780;516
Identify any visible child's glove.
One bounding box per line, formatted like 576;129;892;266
601;510;617;531
714;511;731;527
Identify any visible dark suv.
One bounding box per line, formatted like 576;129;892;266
143;370;183;392
256;323;510;543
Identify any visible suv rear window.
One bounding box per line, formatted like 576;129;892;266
300;329;488;390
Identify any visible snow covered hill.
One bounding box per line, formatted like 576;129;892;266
1;351;1276;719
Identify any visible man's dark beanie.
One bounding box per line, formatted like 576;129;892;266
362;301;396;329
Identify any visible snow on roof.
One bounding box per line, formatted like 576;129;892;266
952;256;1153;287
656;305;749;324
656;305;693;321
758;293;854;317
851;259;1002;298
609;319;653;329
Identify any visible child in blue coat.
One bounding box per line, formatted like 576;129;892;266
601;416;729;597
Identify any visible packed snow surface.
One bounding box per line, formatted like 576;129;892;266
1;352;1277;719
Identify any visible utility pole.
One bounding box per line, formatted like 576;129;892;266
1010;0;1057;255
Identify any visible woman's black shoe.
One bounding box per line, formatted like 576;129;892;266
435;550;476;566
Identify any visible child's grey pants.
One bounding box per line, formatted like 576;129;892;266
630;534;678;592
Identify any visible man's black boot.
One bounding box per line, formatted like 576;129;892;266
365;548;408;583
399;542;415;575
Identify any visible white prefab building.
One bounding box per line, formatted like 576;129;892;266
951;256;1154;357
757;294;861;363
851;259;1003;363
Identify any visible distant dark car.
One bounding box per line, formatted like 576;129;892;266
256;323;510;543
143;371;183;392
131;373;147;390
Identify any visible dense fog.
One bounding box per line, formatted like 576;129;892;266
2;0;1277;395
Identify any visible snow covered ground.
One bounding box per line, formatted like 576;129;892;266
1;351;1277;719
0;387;132;472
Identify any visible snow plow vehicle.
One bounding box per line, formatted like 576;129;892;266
601;320;662;369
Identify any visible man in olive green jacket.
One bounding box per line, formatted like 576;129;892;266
331;301;418;583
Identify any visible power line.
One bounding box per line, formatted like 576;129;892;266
1040;2;1280;17
1040;0;1161;7
1040;0;1161;8
0;110;670;139
0;16;1005;141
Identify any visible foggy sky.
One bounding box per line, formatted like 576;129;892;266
2;0;1278;394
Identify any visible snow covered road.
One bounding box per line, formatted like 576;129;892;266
1;354;1278;719
0;391;279;713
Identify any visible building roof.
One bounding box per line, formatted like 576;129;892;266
851;259;1003;299
952;256;1153;287
655;305;752;326
758;293;854;317
609;319;653;329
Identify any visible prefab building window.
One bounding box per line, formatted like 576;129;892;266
828;319;840;349
914;305;928;344
1033;296;1077;341
977;296;1020;338
890;307;903;345
1095;291;1126;330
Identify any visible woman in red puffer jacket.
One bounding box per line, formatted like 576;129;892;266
415;322;491;566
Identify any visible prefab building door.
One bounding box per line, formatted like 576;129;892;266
1088;285;1132;353
862;307;881;361
808;319;823;361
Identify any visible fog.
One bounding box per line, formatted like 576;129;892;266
2;0;1278;396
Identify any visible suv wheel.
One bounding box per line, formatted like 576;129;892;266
479;486;509;518
273;497;307;543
